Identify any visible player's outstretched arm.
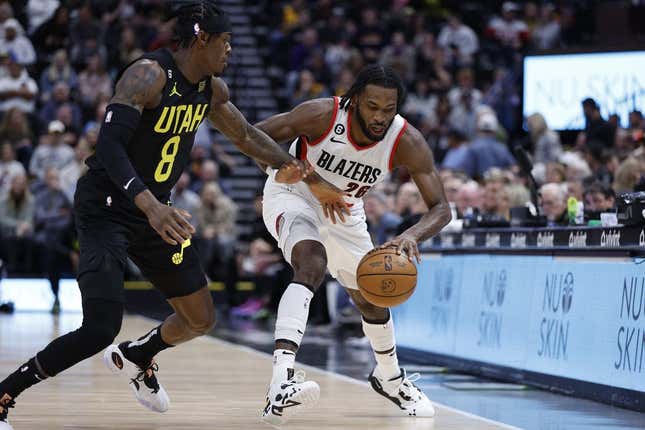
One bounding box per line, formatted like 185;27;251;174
381;125;452;261
96;60;194;246
207;78;309;183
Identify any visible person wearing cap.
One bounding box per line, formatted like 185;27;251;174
2;18;35;66
445;111;516;179
28;120;74;182
0;53;38;114
486;1;529;51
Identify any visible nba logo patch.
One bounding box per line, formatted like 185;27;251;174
105;111;113;123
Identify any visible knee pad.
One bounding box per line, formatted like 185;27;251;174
274;283;313;347
80;298;124;349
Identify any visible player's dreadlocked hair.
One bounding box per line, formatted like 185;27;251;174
339;65;406;112
166;0;231;48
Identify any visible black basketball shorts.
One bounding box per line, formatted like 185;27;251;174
73;173;207;303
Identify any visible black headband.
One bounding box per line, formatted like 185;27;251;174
194;12;232;35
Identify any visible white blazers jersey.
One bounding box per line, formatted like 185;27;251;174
287;97;408;207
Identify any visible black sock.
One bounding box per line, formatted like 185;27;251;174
121;325;173;369
0;357;48;398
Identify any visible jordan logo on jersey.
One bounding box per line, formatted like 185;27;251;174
316;149;382;184
169;82;182;97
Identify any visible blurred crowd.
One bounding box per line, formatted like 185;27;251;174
0;0;644;318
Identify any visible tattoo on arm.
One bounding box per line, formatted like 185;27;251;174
110;60;164;112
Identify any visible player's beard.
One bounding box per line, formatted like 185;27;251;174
355;104;394;142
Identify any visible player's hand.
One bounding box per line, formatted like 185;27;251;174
307;176;350;224
146;203;195;246
380;234;420;263
275;159;313;184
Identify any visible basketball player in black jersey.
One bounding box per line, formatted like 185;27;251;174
0;2;327;427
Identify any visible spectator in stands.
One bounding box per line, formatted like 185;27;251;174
481;168;510;216
3;18;35;66
33;167;73;314
59;137;91;202
0;107;33;167
69;3;104;66
290;27;320;72
29;120;74;182
356;8;385;63
171;172;201;223
25;0;59;34
195;182;238;281
0;3;23;45
452;112;516;179
507;183;531;209
190;158;220;196
325;36;359;78
545;162;566;184
30;5;71;58
539;182;568;225
0;54;37;114
0;142;25;198
483;67;519;133
39;81;83;132
395;181;419;218
289;69;329;107
116;27;144;71
77;54;113;112
486;2;529;50
403;79;437;132
39;49;78;103
527;112;562;164
613;157;643;194
441;128;470;173
437;13;479;68
379;31;416;84
580;98;614;150
455;180;483;218
583;181;615;213
531;4;561;50
447;68;482;138
396;182;428;234
0;172;34;273
628;110;644;132
414;32;451;92
364;191;402;245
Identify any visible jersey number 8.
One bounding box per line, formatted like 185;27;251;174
154;135;180;182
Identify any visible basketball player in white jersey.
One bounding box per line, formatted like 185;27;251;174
256;65;451;425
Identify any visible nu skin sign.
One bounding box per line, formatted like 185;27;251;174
393;254;645;392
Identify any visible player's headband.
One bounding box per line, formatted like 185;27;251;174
194;12;232;35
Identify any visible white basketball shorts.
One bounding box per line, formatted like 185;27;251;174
262;179;374;290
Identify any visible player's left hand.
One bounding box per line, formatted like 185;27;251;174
275;159;313;184
380;234;420;263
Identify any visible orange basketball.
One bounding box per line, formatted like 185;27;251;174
356;248;417;308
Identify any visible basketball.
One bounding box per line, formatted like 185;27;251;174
356;248;418;308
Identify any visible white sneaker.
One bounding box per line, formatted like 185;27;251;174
0;395;14;430
368;367;435;417
103;343;170;413
261;370;320;426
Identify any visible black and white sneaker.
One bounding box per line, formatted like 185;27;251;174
368;367;435;417
103;343;170;412
0;394;15;430
260;370;320;426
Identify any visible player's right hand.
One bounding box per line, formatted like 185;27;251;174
146;203;195;246
307;176;350;224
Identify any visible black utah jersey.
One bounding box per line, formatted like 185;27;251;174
85;48;213;200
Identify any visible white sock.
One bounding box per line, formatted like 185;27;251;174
274;283;313;346
271;283;313;384
271;349;296;384
362;314;401;380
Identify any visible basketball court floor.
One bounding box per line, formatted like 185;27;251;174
1;312;643;429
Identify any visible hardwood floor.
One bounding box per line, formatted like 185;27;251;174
0;314;516;429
